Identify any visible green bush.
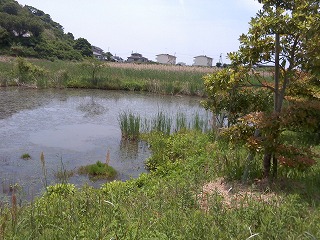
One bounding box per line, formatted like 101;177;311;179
15;57;48;87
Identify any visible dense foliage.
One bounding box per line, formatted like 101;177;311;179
0;0;91;60
203;0;320;178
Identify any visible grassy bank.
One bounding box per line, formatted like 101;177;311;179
0;57;213;96
0;57;274;96
1;130;319;239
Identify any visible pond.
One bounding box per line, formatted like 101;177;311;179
0;87;210;201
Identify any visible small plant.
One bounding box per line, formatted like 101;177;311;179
54;157;74;183
54;170;74;182
20;153;31;160
78;161;117;180
45;183;76;198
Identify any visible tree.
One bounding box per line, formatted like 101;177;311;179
104;51;113;61
66;32;74;40
2;1;19;15
0;26;10;45
203;0;320;179
74;37;92;57
81;58;105;86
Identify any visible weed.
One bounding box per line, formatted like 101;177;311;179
20;153;31;160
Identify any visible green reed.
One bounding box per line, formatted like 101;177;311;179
118;111;140;140
175;112;187;132
120;110;212;140
151;111;172;135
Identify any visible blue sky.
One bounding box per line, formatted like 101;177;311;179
17;0;261;65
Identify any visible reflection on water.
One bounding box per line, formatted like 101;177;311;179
30;124;118;152
119;139;142;159
0;87;209;201
77;96;107;117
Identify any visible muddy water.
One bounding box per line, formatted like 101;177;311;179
0;87;209;201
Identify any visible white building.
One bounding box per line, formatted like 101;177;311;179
156;54;177;65
193;55;213;67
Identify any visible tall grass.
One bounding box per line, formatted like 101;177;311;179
118;111;140;140
0;57;209;95
119;110;212;139
150;111;172;135
0;57;273;96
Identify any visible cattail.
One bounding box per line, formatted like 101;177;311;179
40;152;45;167
40;152;48;188
106;149;110;166
11;193;17;223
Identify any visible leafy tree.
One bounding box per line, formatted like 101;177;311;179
2;1;19;15
74;37;92;57
66;32;74;40
215;62;222;68
203;0;320;179
81;58;105;86
104;51;113;61
0;26;10;45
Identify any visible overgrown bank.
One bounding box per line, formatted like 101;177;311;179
1;130;320;239
0;57;214;96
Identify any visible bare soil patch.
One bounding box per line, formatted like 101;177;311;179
198;178;280;211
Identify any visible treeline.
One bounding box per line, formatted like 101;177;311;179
0;0;92;60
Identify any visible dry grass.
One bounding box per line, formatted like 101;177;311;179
198;178;279;211
0;56;16;62
106;62;218;73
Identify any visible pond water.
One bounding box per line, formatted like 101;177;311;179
0;87;210;201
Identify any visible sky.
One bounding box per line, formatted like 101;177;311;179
16;0;262;65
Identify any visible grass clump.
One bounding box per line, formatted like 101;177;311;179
78;161;117;180
20;153;31;160
118;111;140;140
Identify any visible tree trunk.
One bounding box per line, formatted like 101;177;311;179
263;32;281;179
263;152;272;178
272;154;278;179
242;129;260;183
274;33;280;112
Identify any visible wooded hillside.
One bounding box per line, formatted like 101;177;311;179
0;0;92;60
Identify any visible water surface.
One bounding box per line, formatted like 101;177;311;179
0;88;208;200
